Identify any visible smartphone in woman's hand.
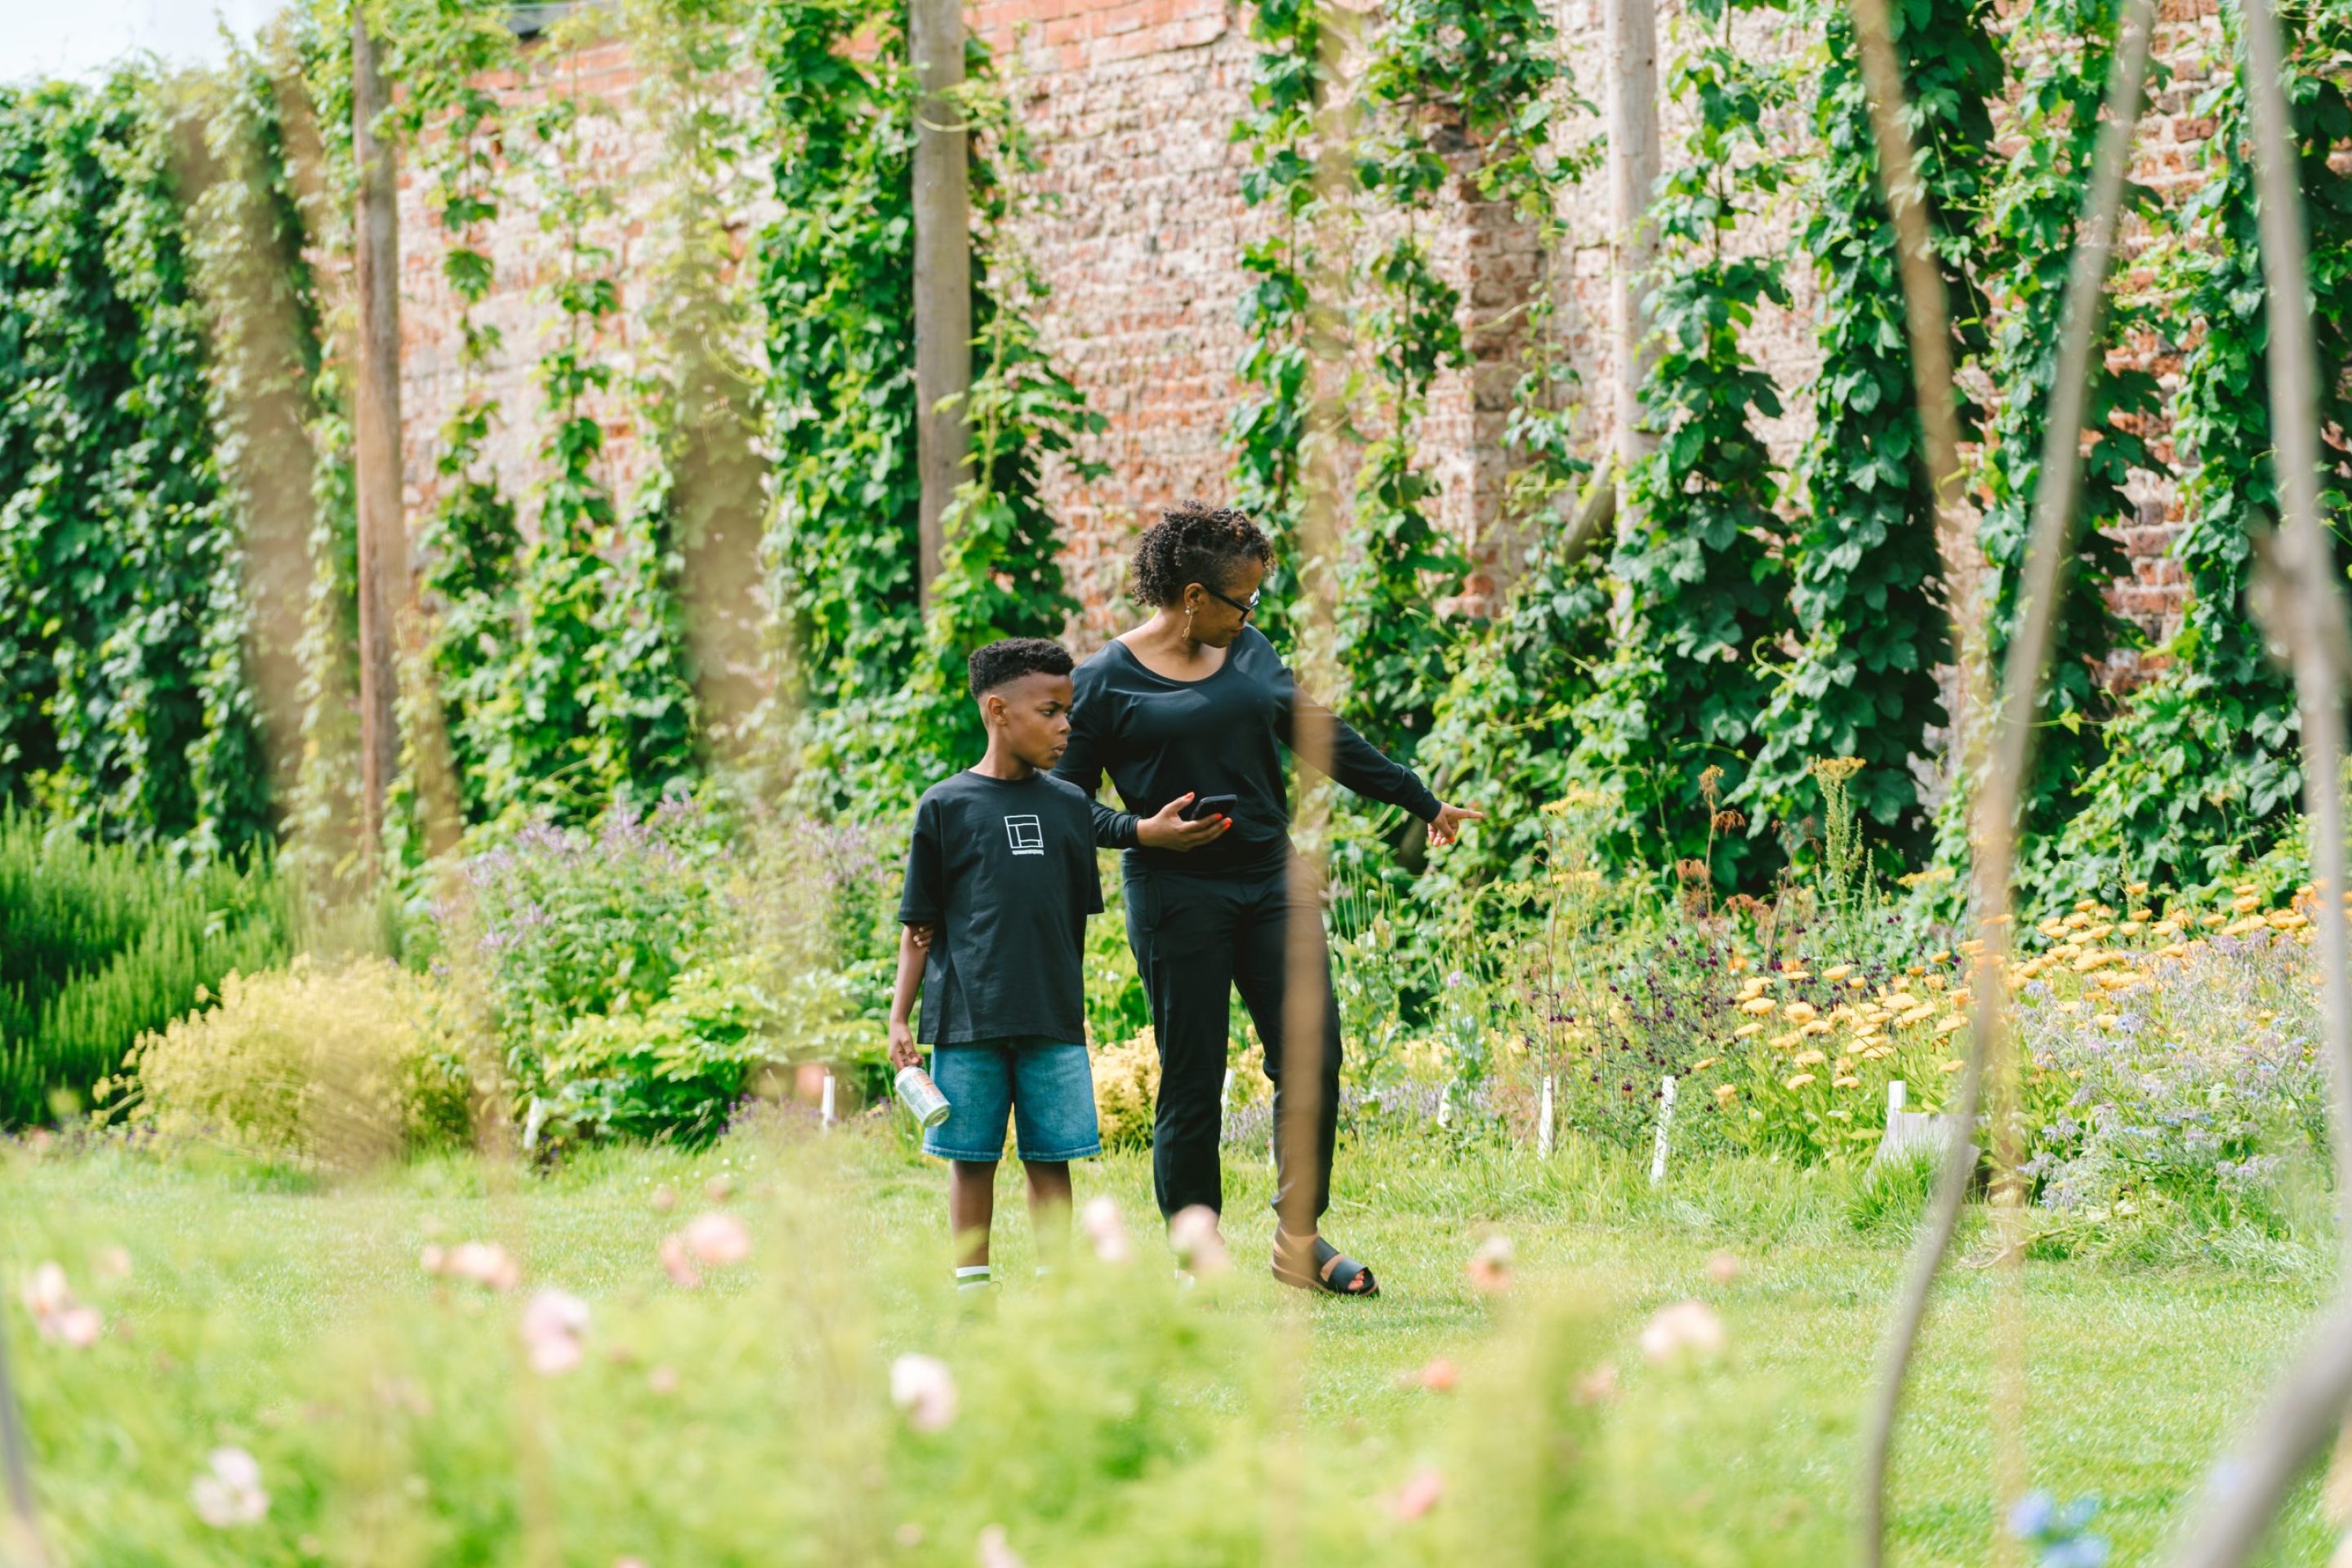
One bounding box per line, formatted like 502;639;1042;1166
1183;793;1238;822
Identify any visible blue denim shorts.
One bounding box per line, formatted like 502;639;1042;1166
924;1037;1101;1163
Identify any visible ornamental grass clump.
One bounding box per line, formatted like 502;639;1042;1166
121;957;471;1171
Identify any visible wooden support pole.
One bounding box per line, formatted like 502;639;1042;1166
351;16;405;875
909;0;972;608
1602;0;1659;538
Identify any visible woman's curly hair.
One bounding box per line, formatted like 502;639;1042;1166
1129;500;1275;608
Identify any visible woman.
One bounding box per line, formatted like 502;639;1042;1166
1054;501;1481;1297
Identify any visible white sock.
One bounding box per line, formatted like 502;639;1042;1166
955;1265;992;1291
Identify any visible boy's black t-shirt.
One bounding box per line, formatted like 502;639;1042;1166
898;769;1102;1046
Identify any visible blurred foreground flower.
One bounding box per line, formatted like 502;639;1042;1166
681;1212;751;1266
650;1184;678;1214
1705;1250;1741;1284
1575;1361;1621;1405
659;1236;701;1290
2010;1490;2109;1567
1640;1299;1727;1365
21;1263;100;1348
429;1241;521;1292
1467;1235;1513;1294
1080;1196;1133;1264
190;1446;268;1528
1416;1356;1459;1393
521;1290;590;1376
1394;1466;1445;1520
1168;1205;1228;1276
892;1353;958;1432
978;1523;1024;1568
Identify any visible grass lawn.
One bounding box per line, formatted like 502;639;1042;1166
0;1114;2335;1566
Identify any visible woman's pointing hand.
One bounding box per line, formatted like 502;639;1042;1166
1427;802;1484;848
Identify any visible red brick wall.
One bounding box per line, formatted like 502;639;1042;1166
387;0;2236;672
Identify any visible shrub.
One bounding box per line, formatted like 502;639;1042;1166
533;956;784;1149
0;808;293;1126
121;958;471;1169
1092;1027;1159;1151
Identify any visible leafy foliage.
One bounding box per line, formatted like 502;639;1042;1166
2047;0;2352;901
0;74;270;856
1577;2;1796;892
1741;0;2006;856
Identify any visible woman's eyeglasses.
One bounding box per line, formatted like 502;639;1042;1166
1204;585;1260;619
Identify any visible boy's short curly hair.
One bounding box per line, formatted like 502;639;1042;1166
1129;500;1274;608
967;636;1074;697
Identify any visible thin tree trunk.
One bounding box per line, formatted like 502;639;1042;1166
909;0;972;608
1603;0;1660;541
350;16;404;875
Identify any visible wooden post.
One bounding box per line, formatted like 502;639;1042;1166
1603;0;1659;537
909;0;972;607
351;16;405;875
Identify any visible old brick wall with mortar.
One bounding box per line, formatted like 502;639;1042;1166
389;0;2234;670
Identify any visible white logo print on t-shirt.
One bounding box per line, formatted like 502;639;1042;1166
1004;814;1044;856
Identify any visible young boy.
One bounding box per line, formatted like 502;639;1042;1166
889;637;1103;1291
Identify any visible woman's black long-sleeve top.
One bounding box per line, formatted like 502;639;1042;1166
1051;626;1442;875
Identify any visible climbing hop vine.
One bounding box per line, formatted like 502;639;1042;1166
1740;0;2006;858
1576;0;1797;892
1924;0;2160;909
2047;0;2352;899
387;0;524;830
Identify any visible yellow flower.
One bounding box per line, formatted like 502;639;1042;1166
1801;1019;1834;1037
1739;996;1777;1016
2082;923;2114;943
1733;1022;1764;1040
1897;1004;1940;1027
1939;1059;1966;1074
1935;1014;1967;1036
1833;1076;1861;1089
1768;1031;1802;1051
1846;975;1869;991
1780;967;1813;982
1784;1073;1817;1090
2093;1013;2122;1028
1691;1057;1719;1073
1783;1000;1820;1024
2231;893;2261;915
1715;1084;1738;1103
2201;913;2227;929
1822;964;1854;982
1738;978;1769;1001
1925;973;1947;991
1792;1049;1829;1067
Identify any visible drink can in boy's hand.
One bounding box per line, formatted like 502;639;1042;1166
895;1065;951;1129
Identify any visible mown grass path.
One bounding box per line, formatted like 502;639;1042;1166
0;1120;2331;1565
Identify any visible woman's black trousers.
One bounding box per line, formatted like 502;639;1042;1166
1122;855;1343;1224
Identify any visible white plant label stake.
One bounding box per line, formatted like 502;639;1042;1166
821;1071;837;1129
1649;1074;1677;1186
1221;1066;1235;1141
1538;1074;1556;1158
1437;1080;1455;1129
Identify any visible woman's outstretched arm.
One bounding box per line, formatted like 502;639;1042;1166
1274;666;1483;845
1051;710;1142;849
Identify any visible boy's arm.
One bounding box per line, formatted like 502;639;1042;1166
888;924;927;1070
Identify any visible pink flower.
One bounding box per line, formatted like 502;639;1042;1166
977;1524;1025;1568
520;1290;590;1376
190;1447;268;1527
658;1235;701;1291
446;1241;521;1293
1417;1356;1460;1393
419;1245;447;1276
1394;1466;1445;1521
890;1353;958;1433
680;1212;751;1267
94;1246;131;1282
1167;1205;1229;1276
1575;1361;1622;1405
1705;1250;1742;1285
1639;1299;1728;1365
650;1184;678;1214
647;1365;679;1396
1467;1235;1514;1294
1079;1197;1133;1265
21;1263;99;1348
703;1174;736;1205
